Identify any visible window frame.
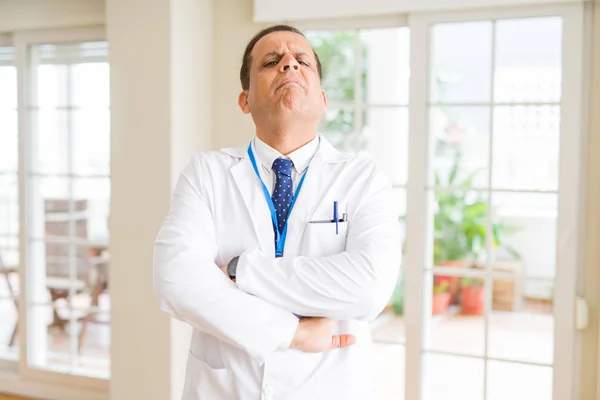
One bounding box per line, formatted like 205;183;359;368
405;4;586;400
0;42;19;370
13;26;109;391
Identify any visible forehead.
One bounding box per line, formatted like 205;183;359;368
252;31;314;60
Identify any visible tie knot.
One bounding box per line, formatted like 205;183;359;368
272;158;293;177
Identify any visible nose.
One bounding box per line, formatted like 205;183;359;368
280;53;299;72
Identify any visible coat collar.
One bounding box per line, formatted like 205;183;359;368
220;133;351;164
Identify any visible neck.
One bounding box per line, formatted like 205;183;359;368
256;125;316;155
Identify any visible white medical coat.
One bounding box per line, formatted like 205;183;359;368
153;134;402;400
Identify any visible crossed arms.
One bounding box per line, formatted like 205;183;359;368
153;156;401;365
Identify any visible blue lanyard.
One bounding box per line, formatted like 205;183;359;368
247;142;308;257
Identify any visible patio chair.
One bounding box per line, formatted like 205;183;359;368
0;253;18;347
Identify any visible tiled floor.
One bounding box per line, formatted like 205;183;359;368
370;302;554;400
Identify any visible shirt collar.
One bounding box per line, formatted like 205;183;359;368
253;134;320;174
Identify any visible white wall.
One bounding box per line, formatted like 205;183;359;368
254;0;588;23
213;0;268;150
107;0;212;399
0;0;105;32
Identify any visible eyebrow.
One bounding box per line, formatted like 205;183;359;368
261;50;312;62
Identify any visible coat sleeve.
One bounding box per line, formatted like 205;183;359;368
235;165;402;322
153;155;299;365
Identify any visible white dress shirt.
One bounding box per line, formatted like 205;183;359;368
252;135;320;194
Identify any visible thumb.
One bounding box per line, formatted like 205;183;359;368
332;334;356;349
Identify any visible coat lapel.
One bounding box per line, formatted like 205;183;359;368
283;135;351;257
227;149;276;258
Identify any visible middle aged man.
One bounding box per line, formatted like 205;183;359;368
154;24;402;400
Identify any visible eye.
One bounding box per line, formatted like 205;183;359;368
299;60;310;66
264;60;277;67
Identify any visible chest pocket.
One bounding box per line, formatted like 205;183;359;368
301;220;348;257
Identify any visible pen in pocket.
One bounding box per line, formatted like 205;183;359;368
308;213;347;224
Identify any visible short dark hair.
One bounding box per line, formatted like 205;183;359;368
240;24;323;91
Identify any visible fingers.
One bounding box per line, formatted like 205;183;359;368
219;265;228;276
331;334;356;349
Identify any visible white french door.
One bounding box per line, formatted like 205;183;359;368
13;27;110;389
404;4;586;400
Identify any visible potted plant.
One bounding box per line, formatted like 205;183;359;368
432;277;451;315
459;277;485;314
391;272;404;316
433;152;483;305
433;151;520;315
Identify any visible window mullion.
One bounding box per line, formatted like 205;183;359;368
353;31;363;151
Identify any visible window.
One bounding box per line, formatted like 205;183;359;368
25;41;111;379
421;16;562;400
0;46;19;362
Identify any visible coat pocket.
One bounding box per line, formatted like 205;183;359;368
182;351;233;400
302;221;348;257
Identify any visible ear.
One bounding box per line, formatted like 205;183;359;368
321;89;327;109
238;91;251;114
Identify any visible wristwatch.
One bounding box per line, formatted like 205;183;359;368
227;256;239;280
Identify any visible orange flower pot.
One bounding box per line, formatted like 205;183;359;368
432;292;451;315
461;286;485;315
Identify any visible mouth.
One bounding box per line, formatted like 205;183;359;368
276;79;303;91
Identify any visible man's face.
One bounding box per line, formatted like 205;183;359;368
238;31;327;124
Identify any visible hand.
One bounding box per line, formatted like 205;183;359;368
290;317;356;352
219;264;235;282
219;264;228;277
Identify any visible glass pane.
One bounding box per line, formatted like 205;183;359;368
492;106;560;191
75;311;110;379
430;21;493;103
358;107;408;185
29;239;87;306
36;64;69;108
494;18;562;103
72;109;110;176
73;178;110;243
306;30;357;103
320;108;355;152
321;107;354;135
392;187;406;223
487;360;552;400
70;246;109;313
374;344;405;400
361;27;410;105
71;63;110;108
488;278;553;365
0;66;17;109
430;106;490;188
491;192;557;276
423;353;484;400
31;110;69;174
0;237;19;271
29;305;72;373
431;190;490;268
29;177;71;240
0;258;19;361
0;299;19;361
371;187;406;346
0;175;19;238
0;110;18;172
425;272;485;357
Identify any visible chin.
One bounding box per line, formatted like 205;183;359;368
278;98;304;113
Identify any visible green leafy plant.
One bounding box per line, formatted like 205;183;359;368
433;151;520;266
433;279;450;295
